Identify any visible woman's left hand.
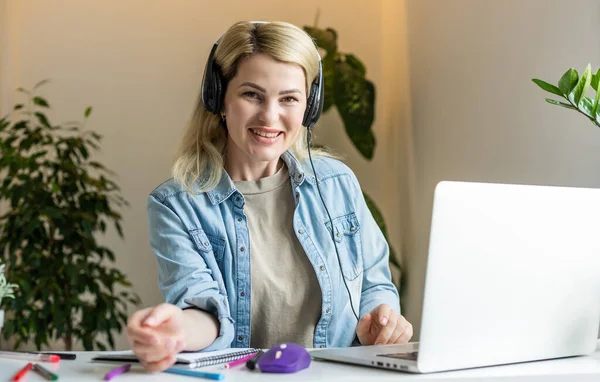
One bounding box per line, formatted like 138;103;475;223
356;303;413;345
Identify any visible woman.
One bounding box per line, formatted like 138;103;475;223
126;20;412;372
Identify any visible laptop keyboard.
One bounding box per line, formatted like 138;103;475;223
378;351;419;361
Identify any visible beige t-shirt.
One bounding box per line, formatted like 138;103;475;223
234;163;322;349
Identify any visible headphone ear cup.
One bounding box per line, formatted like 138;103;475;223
303;82;318;128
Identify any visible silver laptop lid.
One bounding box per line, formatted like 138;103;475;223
418;181;600;373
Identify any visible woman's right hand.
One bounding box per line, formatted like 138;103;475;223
126;303;187;371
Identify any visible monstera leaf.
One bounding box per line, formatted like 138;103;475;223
304;26;376;159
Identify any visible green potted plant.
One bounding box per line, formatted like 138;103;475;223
0;261;18;333
303;24;404;293
532;64;600;127
0;80;140;350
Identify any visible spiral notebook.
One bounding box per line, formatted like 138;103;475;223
92;348;261;369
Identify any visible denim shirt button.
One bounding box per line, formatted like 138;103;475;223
325;307;331;314
237;217;242;222
298;229;304;234
240;247;245;252
319;265;325;271
240;291;245;297
238;336;244;341
203;241;209;246
320;345;325;348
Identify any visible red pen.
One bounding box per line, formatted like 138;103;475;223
12;362;33;381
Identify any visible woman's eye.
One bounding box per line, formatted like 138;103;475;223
281;96;298;103
243;91;259;99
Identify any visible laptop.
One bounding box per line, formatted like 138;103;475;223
311;180;600;373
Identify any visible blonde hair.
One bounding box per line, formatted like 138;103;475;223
173;21;334;193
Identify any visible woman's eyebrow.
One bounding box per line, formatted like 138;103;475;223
238;82;303;95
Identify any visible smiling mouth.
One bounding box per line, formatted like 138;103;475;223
250;128;282;138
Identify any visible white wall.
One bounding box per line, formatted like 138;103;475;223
1;0;411;350
404;0;600;338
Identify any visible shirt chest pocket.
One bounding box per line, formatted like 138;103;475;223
189;228;227;291
325;212;363;281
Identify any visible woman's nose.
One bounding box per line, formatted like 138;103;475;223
257;101;279;126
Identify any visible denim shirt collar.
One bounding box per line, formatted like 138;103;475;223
206;150;312;205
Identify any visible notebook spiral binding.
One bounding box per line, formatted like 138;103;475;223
188;348;261;368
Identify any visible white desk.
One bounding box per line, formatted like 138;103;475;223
3;343;600;381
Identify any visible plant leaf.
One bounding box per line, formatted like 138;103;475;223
33;79;50;89
33;97;50;108
579;97;594;118
303;26;337;57
532;79;563;97
591;68;600;91
571;64;592;106
592;84;600;118
545;98;576;109
334;58;376;159
84;107;92;118
558;68;579;96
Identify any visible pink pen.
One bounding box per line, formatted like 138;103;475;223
224;352;258;369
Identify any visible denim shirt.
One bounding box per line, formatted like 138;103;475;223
147;150;400;350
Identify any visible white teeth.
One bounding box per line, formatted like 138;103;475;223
251;129;279;138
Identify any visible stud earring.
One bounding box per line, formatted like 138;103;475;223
220;113;226;121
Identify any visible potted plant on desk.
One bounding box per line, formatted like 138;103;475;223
0;261;18;333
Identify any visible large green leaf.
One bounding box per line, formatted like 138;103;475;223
334;57;376;159
558;68;579;96
531;79;563;97
571;64;592;106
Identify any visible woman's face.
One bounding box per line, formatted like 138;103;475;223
222;53;307;168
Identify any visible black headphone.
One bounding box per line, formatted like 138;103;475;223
200;22;324;129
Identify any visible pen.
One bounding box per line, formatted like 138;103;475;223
164;367;225;380
224;352;257;369
0;351;60;363
245;350;265;370
32;363;59;380
104;363;132;381
11;362;33;382
32;352;77;360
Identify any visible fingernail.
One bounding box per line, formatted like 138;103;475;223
381;316;388;325
375;342;381;346
144;317;157;326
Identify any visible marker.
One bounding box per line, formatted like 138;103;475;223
104;363;132;380
224;352;257;369
11;362;33;381
164;367;225;380
32;363;59;380
0;351;60;363
245;350;265;370
31;352;77;360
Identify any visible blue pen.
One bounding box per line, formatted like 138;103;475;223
164;367;225;380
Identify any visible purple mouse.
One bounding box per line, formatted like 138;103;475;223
257;343;311;373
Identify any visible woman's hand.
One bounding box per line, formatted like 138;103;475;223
355;303;413;345
126;303;186;372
